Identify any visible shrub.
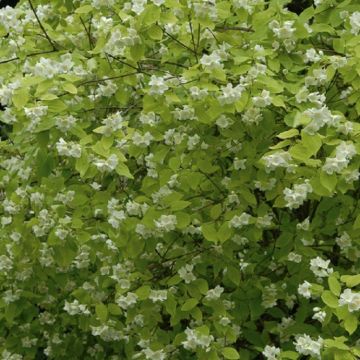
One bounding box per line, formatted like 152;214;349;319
0;0;360;359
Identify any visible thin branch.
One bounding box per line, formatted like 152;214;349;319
0;49;56;65
80;16;93;50
28;0;57;51
188;17;199;63
157;24;198;57
78;72;139;86
215;25;254;32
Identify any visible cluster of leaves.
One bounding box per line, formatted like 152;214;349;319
0;0;360;359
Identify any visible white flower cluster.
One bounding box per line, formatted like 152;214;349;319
63;300;90;316
132;131;153;147
293;334;323;359
116;292;138;310
262;284;278;308
298;280;312;298
149;289;167;302
336;231;352;250
339;289;360;312
262;345;280;360
28;54;75;79
204;285;224;301
148;75;169;95
283;180;312;209
56;138;81;158
200;51;223;70
189;86;208;100
233;0;263;14
172;105;196;121
322;141;356;175
229;213;251;229
139;111;159;126
262;151;292;172
107;198;126;229
178;264;196;284
55;115;77;133
269;20;296;51
312;307;326;323
252;90;272;108
217;83;244;105
181;327;214;351
101;111;125;136
350;11;360;35
104;28;139;56
303;106;341;134
154;214;177;232
310;257;333;278
93;154;118;172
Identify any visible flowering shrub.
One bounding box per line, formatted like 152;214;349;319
1;0;360;359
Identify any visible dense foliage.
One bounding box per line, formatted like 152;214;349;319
1;0;360;359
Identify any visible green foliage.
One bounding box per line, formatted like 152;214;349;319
0;0;360;359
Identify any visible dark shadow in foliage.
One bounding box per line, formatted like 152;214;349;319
0;0;20;8
286;0;313;15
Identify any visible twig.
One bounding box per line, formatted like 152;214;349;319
28;0;57;51
188;17;199;62
157;24;199;57
78;72;139;86
80;16;93;50
215;26;254;32
0;49;56;65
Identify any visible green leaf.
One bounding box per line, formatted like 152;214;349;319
354;214;360;230
340;275;360;288
181;298;198;311
321;290;338;308
116;162;133;179
75;5;93;13
344;313;358;335
95;303;108;322
75;151;89;178
320;171;337;192
222;347;240;359
63;82;78;94
12;88;29;109
201;222;218;243
170;200;191;211
328;275;341;296
277;129;299;139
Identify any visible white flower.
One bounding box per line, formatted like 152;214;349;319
312;307;326;323
298;281;312;299
322;141;356;175
116;292;138;309
304;48;323;63
149;75;169;95
350;11;360;35
189;86;208;100
200;52;223;70
142;348;166;360
132;131;153;147
303;106;341;134
336;232;352;250
204;285;224;301
288;252;302;263
310;257;333;278
63;300;90;316
283;180;312;209
178;264;196;284
262;151;292;172
339;289;360;312
216;115;233;128
94;154;118;172
149;289;168;302
218;83;244;105
182;327;214;351
154;215;177;232
294;334;323;359
229;213;251;229
262;345;280;360
56;138;81;158
252;90;272;108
